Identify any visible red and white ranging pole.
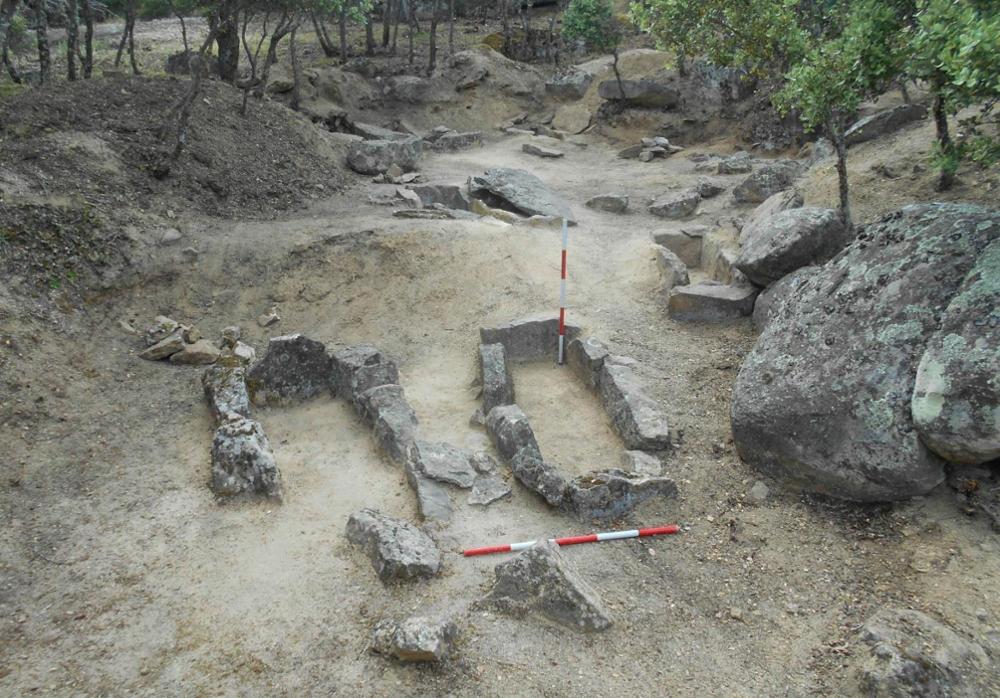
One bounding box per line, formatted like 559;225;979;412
558;217;569;364
462;524;680;557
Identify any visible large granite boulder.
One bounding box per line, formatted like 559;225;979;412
246;334;332;406
347;137;422;175
732;161;803;204
845;104;927;146
732;203;1000;501
468;168;575;223
597;79;679;109
740;189;804;242
912;238;1000;464
736;207;851;287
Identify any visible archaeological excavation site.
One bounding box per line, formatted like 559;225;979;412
1;0;999;695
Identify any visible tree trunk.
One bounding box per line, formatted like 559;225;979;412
80;0;94;77
66;0;79;80
611;48;624;103
428;0;439;75
255;13;293;97
448;0;454;56
391;0;401;54
126;11;140;75
407;1;415;66
501;0;511;55
290;26;301;111
312;13;336;58
365;11;374;57
829;115;852;230
382;0;392;47
0;0;21;83
899;80;910;104
338;5;347;63
115;4;129;67
33;0;50;83
677;52;687;78
933;92;955;191
214;0;240;83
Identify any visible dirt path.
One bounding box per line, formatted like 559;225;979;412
2;132;998;696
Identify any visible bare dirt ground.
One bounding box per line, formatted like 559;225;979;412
3;113;1000;696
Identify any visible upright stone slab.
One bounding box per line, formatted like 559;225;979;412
486;541;612;632
651;227;707;267
598;358;671;450
566;336;609;390
246;333;332;406
479;343;515;420
565;469;677;520
479;316;582;362
356;383;419;466
345;509;441;582
210;416;283;500
485;404;541;461
203;364;251;422
332;344;400;404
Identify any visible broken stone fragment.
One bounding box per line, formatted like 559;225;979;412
479;315;582;362
695;178;725;198
406;469;454;523
210;415;282;500
522;143;565;159
468;167;575;223
717;151;752;175
621;450;662;477
202;364;251;422
169;339;220;365
649;190;701;219
408;440;479;488
654;245;690;294
585;194;628;213
345;509;441;582
257;307;280;328
732;160;803;204
182;326;201;343
246;333;332;406
564;469;677;521
433;131;483;151
509;446;570;507
226;341;256;364
468;475;512;506
598;359;671;450
371;616;457;662
220;325;242;349
356;384;419;466
486;541;612;632
331;344;400;404
478;343;515;422
144;315;180;346
138;329;185;361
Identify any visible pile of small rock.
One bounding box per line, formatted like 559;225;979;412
618;136;685;163
138;316;255;366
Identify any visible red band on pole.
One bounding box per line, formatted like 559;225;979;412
463;544;513;557
554;533;599;547
638;524;680;537
558;307;566;334
561;249;567;278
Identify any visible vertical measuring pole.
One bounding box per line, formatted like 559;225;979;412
558;217;569;364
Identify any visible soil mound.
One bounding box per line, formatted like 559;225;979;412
0;76;349;218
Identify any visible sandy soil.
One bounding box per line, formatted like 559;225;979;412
2;122;999;697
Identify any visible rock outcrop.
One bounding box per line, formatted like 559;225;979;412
732;203;1000;501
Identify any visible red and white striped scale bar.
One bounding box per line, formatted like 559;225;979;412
463;524;680;557
557;217;569;364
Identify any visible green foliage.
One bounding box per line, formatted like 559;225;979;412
563;0;621;54
774;0;905;130
629;0;809;75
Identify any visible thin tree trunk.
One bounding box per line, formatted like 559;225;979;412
238;9;268;115
0;0;21;82
428;0;439;74
365;11;374;56
933;92;955;191
391;0;401;54
290;26;301;110
501;0;511;55
382;0;392;47
80;0;94;77
115;5;129;67
829;115;851;229
127;12;140;75
611;48;624;102
407;1;414;66
66;0;79;80
448;0;454;56
311;12;336;57
899;81;910;104
255;12;293;97
338;5;347;63
214;0;240;82
33;0;50;83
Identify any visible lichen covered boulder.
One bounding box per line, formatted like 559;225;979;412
732;203;1000;501
246;334;332;406
912;238;1000;464
736;207;851;287
210;416;282;500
